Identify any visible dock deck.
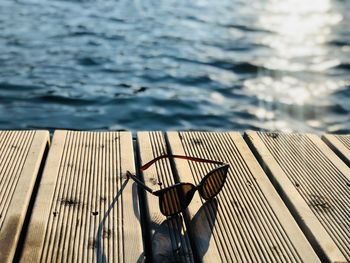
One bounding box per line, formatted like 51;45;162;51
0;130;349;262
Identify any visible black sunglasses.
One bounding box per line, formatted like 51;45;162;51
127;155;229;216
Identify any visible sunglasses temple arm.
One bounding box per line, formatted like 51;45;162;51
140;154;224;171
126;171;154;194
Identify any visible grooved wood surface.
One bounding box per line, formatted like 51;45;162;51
138;132;194;263
166;131;320;263
323;134;350;167
0;130;49;263
20;130;144;263
245;131;349;263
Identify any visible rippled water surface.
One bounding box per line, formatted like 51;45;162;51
1;0;349;132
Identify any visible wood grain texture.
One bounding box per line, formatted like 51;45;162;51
20;130;144;263
166;131;320;263
245;131;349;263
0;130;49;263
322;134;350;167
137;131;194;263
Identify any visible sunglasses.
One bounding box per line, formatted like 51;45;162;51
127;155;229;216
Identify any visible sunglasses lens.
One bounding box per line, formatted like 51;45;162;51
201;166;228;200
159;184;195;216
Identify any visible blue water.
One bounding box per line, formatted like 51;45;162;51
1;0;349;133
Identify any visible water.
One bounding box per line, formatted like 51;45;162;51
1;0;349;133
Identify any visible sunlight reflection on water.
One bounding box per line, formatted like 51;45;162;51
244;0;349;132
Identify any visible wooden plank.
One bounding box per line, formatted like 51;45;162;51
322;134;350;167
20;130;144;262
137;132;194;263
245;131;349;263
0;130;49;263
166;131;320;263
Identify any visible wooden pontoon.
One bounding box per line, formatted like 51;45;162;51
0;130;349;262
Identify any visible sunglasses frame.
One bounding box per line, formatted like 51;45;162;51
126;154;229;216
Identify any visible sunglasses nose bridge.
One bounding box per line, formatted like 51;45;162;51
196;182;204;196
191;184;201;196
